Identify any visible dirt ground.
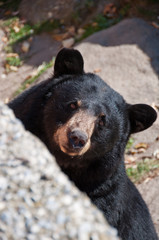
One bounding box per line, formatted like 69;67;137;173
0;18;159;236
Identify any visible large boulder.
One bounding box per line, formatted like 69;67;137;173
84;18;159;75
0;102;119;240
19;0;109;25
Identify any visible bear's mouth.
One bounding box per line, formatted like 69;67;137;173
59;136;92;156
60;144;84;156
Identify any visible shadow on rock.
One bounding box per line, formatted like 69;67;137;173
84;18;159;77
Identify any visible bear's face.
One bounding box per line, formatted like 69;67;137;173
45;74;127;159
43;48;157;168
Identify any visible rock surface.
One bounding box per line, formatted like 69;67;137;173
19;0;107;25
0;102;119;240
19;0;76;24
0;33;61;102
84;18;159;76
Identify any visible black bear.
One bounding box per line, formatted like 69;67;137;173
8;48;158;240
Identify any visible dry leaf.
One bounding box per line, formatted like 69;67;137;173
137;148;146;153
2;36;8;43
152;22;159;29
13;25;20;33
9;66;18;72
127;149;137;155
144;177;151;183
4;63;10;70
4;10;11;16
6;53;19;58
94;69;101;73
24;75;33;81
103;3;117;17
92;22;98;27
134;143;149;150
125;155;136;165
77;28;85;35
67;26;75;35
53;33;69;41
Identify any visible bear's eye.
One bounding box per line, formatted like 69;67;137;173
98;114;106;127
68;100;81;110
70;102;77;110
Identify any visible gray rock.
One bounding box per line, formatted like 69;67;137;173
0;33;60;102
0;102;119;240
19;0;104;25
19;0;75;24
84;18;159;75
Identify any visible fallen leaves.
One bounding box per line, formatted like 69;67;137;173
4;52;22;72
52;26;85;47
135;143;149;150
103;3;117;18
93;68;101;73
77;28;85;36
9;65;18;72
1;36;8;43
53;32;70;41
151;22;159;29
127;141;151;155
126;156;159;184
6;53;18;58
13;24;20;33
125;134;159;183
4;10;12;16
125;155;136;165
134;143;149;154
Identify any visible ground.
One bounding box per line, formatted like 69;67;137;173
0;9;159;236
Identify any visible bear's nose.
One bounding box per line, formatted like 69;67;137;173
69;130;88;149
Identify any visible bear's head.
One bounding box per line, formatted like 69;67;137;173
43;48;157;168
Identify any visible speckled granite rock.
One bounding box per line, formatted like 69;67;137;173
0;102;119;240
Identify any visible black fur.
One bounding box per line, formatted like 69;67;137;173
8;48;158;240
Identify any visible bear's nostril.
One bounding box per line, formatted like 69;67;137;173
72;136;79;145
69;130;87;149
79;139;86;147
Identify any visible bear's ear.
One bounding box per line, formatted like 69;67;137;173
54;48;84;77
128;104;157;133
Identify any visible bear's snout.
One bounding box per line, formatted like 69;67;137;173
69;129;88;150
53;109;96;156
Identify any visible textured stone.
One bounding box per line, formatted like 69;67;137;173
0;102;119;240
19;0;101;25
